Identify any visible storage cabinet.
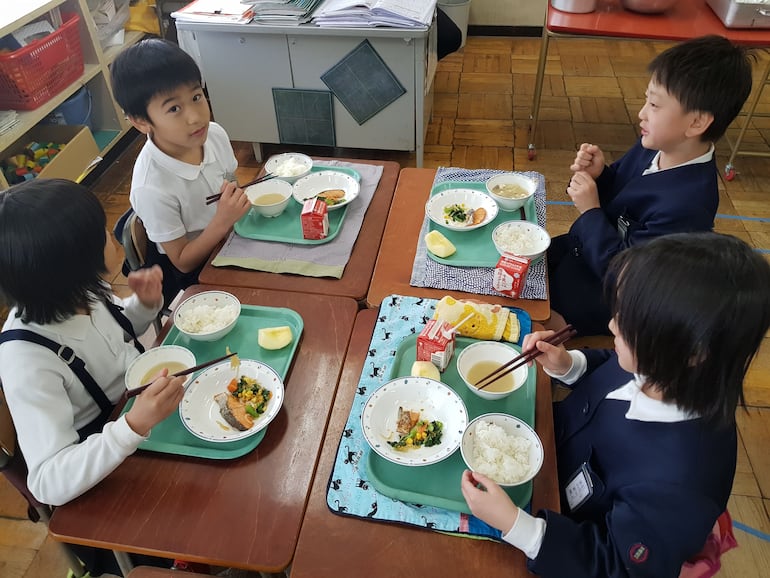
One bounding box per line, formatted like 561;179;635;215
176;18;436;166
0;0;144;189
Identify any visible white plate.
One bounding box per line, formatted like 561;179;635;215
292;170;360;211
425;188;499;232
361;377;468;466
179;359;284;443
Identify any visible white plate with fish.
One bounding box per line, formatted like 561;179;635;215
361;377;468;466
292;170;360;211
425;188;499;232
179;359;284;443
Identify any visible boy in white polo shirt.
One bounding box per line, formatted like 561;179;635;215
112;38;250;303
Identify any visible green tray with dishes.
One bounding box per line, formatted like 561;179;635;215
121;304;303;459
233;165;361;245
364;333;536;515
426;180;538;267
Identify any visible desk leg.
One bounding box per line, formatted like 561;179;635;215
528;26;551;161
724;59;770;181
112;550;134;575
252;142;264;163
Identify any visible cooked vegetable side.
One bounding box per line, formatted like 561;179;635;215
442;203;486;226
214;375;272;431
388;406;443;450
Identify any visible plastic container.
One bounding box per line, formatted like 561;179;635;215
550;0;598;13
438;0;471;48
0;13;84;110
42;86;93;130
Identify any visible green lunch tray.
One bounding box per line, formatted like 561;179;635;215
233;165;361;245
121;304;304;459
426;180;538;267
364;333;537;515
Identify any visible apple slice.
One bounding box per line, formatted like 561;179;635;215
425;230;456;258
258;326;293;350
411;360;441;381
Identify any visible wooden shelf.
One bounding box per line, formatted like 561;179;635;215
0;0;145;189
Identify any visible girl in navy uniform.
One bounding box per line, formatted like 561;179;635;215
462;232;770;577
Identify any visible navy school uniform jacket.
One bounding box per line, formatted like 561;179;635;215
548;140;719;334
528;349;736;578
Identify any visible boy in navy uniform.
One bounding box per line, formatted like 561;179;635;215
548;35;754;335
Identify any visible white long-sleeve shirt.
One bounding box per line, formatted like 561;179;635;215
0;294;160;506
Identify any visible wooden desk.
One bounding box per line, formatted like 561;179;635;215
529;0;770;159
49;286;359;573
198;159;400;304
290;309;560;578
367;168;551;321
127;568;211;578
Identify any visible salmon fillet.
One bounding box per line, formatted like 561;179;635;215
214;392;253;431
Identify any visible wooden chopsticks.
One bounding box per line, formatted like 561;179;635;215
126;351;238;398
204;173;277;205
474;325;576;391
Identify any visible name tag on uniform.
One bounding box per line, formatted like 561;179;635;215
565;462;594;511
617;215;631;241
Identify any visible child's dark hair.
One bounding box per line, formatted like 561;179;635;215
648;35;754;142
111;38;202;122
606;232;770;427
0;179;111;324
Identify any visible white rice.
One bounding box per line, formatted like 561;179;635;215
177;303;238;334
274;157;308;177
471;420;532;484
494;225;541;255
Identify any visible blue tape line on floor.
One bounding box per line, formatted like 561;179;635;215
544;201;770;252
734;520;770;543
546;200;770;223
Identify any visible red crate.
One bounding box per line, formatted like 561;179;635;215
0;13;84;110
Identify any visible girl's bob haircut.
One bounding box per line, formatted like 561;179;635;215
606;232;770;427
0;178;111;324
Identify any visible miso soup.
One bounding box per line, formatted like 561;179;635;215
492;183;530;199
140;361;188;384
252;193;286;206
467;360;516;393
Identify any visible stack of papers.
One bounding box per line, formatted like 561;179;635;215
172;0;256;24
250;0;326;26
312;0;435;28
0;110;19;137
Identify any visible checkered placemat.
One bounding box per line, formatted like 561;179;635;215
410;168;547;300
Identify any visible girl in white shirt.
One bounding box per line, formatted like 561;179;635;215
0;178;186;508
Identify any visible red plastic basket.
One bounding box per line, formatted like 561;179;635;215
0;13;84;110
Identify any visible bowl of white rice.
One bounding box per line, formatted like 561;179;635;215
173;291;241;342
264;152;313;184
492;221;551;262
461;413;544;487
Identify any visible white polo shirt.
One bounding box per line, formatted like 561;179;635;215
129;121;237;254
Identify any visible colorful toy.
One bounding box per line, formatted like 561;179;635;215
1;140;64;184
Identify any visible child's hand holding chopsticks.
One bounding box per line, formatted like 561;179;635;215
520;329;575;376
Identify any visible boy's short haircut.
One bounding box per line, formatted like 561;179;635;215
111;38;203;122
648;35;754;142
0;179;111;325
606;232;770;427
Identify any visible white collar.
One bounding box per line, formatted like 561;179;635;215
606;375;698;422
643;142;715;175
145;129;215;181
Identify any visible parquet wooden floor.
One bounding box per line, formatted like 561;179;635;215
2;34;769;577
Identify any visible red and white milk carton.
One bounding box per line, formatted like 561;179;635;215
301;198;328;240
493;254;530;299
417;319;455;372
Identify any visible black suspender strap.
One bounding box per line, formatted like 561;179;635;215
104;300;145;354
0;330;114;417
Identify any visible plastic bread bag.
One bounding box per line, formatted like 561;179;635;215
433;296;519;343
